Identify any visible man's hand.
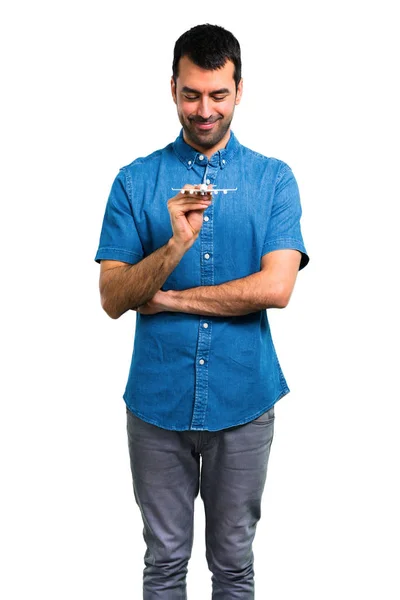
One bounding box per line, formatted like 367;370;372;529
168;185;212;250
136;290;170;315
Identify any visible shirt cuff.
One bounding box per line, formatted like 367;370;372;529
262;238;309;270
94;247;143;264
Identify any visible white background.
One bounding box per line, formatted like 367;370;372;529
1;1;399;598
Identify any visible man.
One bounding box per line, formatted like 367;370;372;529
95;23;309;600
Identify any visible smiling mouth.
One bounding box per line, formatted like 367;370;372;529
194;122;216;130
190;117;222;131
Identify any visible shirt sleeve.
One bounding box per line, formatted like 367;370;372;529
262;163;309;270
94;168;144;264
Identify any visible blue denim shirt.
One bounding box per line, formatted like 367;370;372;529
95;130;309;431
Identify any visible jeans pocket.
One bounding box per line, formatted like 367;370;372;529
253;406;275;425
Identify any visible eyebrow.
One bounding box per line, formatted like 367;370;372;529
181;86;231;95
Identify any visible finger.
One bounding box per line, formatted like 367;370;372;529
170;197;212;209
168;196;212;209
176;203;211;212
175;198;212;207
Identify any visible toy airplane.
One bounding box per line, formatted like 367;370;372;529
172;183;237;196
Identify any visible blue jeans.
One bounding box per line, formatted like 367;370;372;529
126;405;275;599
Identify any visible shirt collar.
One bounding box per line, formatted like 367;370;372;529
172;128;239;170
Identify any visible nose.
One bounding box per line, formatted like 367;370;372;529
197;96;212;119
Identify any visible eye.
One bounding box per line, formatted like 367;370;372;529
212;95;228;101
184;95;199;101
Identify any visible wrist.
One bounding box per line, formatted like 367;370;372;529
168;236;191;257
163;289;181;313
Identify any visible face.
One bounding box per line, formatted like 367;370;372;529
171;56;243;156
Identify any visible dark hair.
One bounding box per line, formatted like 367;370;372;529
172;24;242;90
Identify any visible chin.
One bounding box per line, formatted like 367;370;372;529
186;125;228;150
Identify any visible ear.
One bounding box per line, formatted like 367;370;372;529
171;77;177;105
235;78;243;106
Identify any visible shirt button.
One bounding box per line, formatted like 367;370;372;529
199;155;204;161
188;160;192;166
206;179;210;184
222;159;226;165
204;216;209;222
203;323;209;328
199;359;205;365
204;253;210;259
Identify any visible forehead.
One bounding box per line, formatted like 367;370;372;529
176;55;235;91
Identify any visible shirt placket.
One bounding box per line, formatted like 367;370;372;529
190;158;219;429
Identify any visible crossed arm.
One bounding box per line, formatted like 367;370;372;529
138;249;300;316
100;243;301;319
